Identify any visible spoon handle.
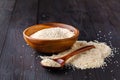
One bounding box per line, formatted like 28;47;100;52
59;45;95;61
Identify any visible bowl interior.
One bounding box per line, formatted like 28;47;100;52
24;23;79;40
23;23;79;53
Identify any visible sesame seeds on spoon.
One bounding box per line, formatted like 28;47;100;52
40;45;95;69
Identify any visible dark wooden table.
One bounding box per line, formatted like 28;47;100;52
0;0;120;80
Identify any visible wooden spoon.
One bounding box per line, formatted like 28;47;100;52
40;45;95;69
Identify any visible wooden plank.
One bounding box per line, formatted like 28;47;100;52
104;0;120;35
0;0;15;55
36;0;99;80
37;0;120;80
0;0;38;80
84;0;120;80
0;0;120;80
85;0;120;47
37;0;77;80
38;0;97;40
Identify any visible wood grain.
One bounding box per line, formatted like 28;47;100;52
0;0;15;55
0;0;120;80
0;0;38;80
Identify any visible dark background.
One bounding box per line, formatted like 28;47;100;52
0;0;120;80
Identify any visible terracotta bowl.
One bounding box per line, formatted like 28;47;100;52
23;23;79;53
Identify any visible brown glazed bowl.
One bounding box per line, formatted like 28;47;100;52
23;23;79;53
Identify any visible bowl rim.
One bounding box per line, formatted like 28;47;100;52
23;22;79;41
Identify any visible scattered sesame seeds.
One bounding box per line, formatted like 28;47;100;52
31;54;34;57
115;61;118;63
110;37;112;39
36;68;38;71
32;51;36;54
103;35;106;37
110;70;113;72
65;72;68;75
30;66;33;68
89;73;92;75
72;67;76;71
100;37;102;38
102;69;105;72
113;78;116;80
97;37;99;39
97;34;99;36
20;56;23;59
99;31;101;33
36;57;39;60
109;32;112;34
116;52;119;54
108;33;111;35
38;30;119;72
117;65;119;67
84;76;87;79
22;45;25;47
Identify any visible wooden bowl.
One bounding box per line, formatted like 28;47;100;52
23;23;79;53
